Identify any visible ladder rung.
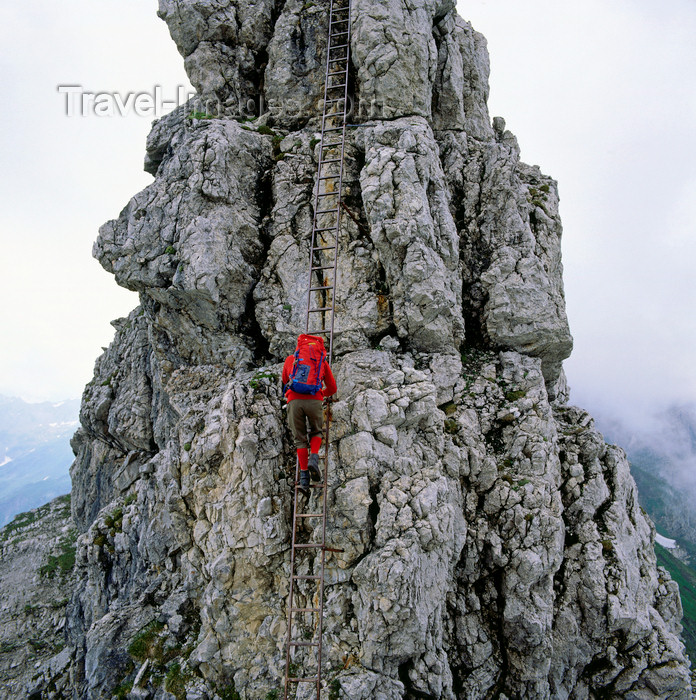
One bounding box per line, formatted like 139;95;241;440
315;208;338;215
327;70;347;77
329;44;349;51
307;331;331;336
312;264;337;271
312;245;336;251
289;641;320;647
287;677;320;684
324;96;346;103
292;573;322;578
319;158;342;164
309;285;333;291
317;191;339;196
294;543;324;549
308;307;332;313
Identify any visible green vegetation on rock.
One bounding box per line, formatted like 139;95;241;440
655;543;696;665
39;529;77;578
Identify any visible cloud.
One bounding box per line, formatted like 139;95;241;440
461;0;696;423
0;0;192;402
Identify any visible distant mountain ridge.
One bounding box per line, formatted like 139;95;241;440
596;403;696;551
0;395;79;526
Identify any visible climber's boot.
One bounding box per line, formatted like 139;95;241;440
308;453;321;482
298;468;310;494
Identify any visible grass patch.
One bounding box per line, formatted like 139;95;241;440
1;510;38;540
250;369;279;389
164;662;194;700
218;680;241;700
439;401;457;416
104;507;124;534
39;529;77;578
113;680;133;700
443;418;458;434
329;678;341;700
128;620;166;661
498;457;514;471
188;111;215;120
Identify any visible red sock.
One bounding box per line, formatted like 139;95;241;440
310;436;322;454
297;448;309;471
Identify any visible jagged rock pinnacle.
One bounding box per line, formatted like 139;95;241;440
3;0;691;698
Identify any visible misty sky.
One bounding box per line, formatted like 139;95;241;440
0;0;694;428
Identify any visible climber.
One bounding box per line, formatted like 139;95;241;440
282;334;337;494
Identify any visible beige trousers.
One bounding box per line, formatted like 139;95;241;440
287;399;324;449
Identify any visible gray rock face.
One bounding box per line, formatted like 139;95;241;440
0;496;77;698
9;0;692;698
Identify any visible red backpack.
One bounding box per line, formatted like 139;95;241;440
288;335;326;395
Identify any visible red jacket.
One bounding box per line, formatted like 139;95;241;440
282;355;337;402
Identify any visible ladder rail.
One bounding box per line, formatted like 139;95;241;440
284;0;351;696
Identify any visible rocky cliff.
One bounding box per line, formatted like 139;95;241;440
10;0;695;697
0;496;77;697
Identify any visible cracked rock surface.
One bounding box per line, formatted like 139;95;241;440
5;0;692;698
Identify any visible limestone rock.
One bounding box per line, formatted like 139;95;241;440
0;496;77;698
6;0;692;698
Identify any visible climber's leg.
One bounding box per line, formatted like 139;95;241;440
288;400;310;450
306;403;324;481
288;400;312;492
